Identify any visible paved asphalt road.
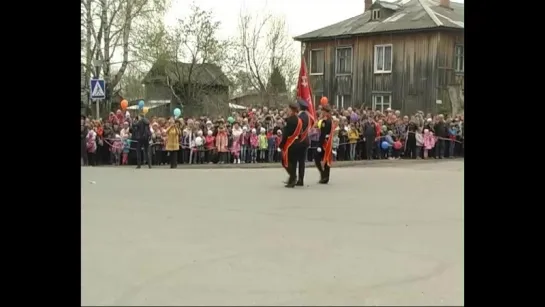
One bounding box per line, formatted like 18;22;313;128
82;160;464;306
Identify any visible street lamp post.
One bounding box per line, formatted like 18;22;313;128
92;56;103;119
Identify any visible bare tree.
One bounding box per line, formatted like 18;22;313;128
117;68;146;101
133;3;240;116
235;10;298;106
81;0;168;116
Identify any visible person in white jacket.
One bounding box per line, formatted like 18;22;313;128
415;127;424;159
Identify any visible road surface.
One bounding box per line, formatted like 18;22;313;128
82;160;464;306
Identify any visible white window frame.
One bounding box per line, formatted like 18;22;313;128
313;95;323;107
336;95;351;109
309;49;325;75
374;44;393;74
372;95;392;112
455;44;464;73
372;9;381;20
335;46;353;75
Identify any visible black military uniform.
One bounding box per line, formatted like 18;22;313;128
279;102;302;188
130;115;152;169
295;99;312;186
314;105;334;184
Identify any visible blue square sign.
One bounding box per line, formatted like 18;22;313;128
90;79;106;100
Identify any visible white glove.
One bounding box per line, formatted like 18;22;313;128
277;147;282;152
332;150;337;156
316;147;322;153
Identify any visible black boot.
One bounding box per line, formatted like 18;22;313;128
295;177;304;186
285;177;296;188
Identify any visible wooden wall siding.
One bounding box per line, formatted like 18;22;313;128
310;75;325;94
436;30;464;112
305;30;464;113
336;75;353;94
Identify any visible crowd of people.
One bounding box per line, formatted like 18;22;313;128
80;106;464;168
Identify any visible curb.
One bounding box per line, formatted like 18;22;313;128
94;158;463;170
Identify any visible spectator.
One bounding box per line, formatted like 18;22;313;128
423;129;435;159
216;122;229;164
231;123;242;164
165;118;181;169
258;127;267;162
348;123;359;161
415;127;424;159
205;129;215;163
86;122;97;166
86;105;463;166
249;128;258;163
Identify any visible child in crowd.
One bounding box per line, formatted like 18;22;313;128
448;123;458;158
86;126;97;166
181;130;191;163
122;137;131;165
195;130;205;164
240;126;249;163
151;124;164;165
267;129;276;162
231;123;243;164
415;127;424;159
205;130;215;163
332;128;340;161
423;129;435;159
384;130;395;159
216;124;229;164
274;130;282;162
347;123;359;161
111;134;123;165
249;128;258;163
258;127;268;162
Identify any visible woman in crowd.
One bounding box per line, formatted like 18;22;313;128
86;122;98;166
82;106;463;166
216;121;229;164
165;118;181;168
81;116;88;165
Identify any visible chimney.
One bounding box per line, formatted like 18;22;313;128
365;0;372;11
440;0;450;8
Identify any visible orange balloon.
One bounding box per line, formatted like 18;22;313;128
320;96;328;105
120;100;128;110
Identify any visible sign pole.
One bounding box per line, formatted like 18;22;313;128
96;99;100;120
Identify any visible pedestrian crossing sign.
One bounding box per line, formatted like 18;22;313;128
90;79;106;100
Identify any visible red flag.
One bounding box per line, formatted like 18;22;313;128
296;57;316;125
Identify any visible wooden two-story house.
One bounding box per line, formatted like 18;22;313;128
294;0;464;114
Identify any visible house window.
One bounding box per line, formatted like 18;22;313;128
374;44;393;73
372;9;381;20
336;47;352;74
455;45;464;73
313;95;323;107
310;49;324;75
373;95;391;112
336;95;351;109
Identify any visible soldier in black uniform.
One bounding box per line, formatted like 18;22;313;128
314;105;334;184
278;102;303;188
295;99;312;186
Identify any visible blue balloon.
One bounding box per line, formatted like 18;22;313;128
138;100;145;109
381;141;390;150
173;108;181;118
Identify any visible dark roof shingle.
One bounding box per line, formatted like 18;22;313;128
143;61;230;87
294;0;463;41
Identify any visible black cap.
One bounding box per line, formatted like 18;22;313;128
288;102;300;110
322;104;331;113
297;99;308;110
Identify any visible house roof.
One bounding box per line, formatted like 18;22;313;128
293;0;463;41
142;61;230;87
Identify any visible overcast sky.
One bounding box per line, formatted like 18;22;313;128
165;0;464;40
